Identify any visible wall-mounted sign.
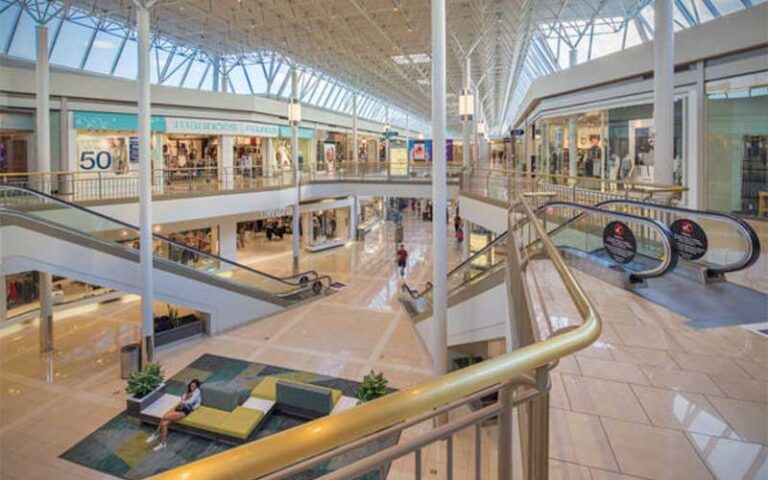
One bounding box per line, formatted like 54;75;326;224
603;221;637;264
74;111;166;132
278;126;315;139
165;117;279;137
670;219;708;260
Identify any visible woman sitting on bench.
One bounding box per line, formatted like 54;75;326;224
146;379;201;452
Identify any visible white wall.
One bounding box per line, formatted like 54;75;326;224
459;195;508;234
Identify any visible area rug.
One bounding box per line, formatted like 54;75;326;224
61;354;397;479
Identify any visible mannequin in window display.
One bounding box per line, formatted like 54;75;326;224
276;141;290;169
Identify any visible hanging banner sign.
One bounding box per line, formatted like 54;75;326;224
74;111;166;132
165;117;279;137
603;221;637;264
670;219;708;260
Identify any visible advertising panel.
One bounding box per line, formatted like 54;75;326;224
324;142;337;173
389;146;408;176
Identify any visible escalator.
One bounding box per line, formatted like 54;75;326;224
585;200;765;328
404;198;763;351
0;185;331;332
401;201;680;348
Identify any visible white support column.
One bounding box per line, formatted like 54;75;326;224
219;135;234;189
568;117;578;179
569;48;578;68
137;5;154;365
462;57;472;169
35;24;54;352
653;0;675;185
352;93;359;164
349;197;358;240
462;219;471;260
35;25;50;189
264;139;274;177
218;220;237;262
291;68;301;274
0;276;6;323
431;0;448;377
39;272;53;353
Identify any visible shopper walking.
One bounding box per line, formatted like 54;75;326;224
455;226;464;249
395;244;409;277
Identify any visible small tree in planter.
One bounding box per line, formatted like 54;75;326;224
125;363;165;416
167;304;181;329
355;370;388;403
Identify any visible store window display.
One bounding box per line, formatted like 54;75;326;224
535;101;684;184
706;78;768;216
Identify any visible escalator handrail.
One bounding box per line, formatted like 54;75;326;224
400;231;509;299
518;201;679;281
0;184;330;290
0;208;315;304
593;199;761;275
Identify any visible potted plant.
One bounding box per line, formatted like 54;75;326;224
354;370;389;403
154;304;204;347
125;363;165;416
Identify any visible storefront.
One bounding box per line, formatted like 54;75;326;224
315;129;348;172
533;101;684;183
300;198;353;252
0;110;35;174
705;74;767;217
73;111;165;174
276;126;313;171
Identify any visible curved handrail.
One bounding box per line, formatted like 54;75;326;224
149;195;602;480
594;199;761;275
518;201;679;281
401;231;509;300
0;208;308;305
0;185;330;291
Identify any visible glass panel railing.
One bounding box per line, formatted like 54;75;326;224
401;232;509;316
516;201;678;283
594;200;760;277
0;185;329;299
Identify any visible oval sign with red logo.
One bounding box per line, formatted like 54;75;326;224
603;221;637;264
670;218;708;261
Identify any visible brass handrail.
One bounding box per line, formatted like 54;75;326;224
149;195;602;480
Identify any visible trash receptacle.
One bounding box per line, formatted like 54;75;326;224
120;343;140;379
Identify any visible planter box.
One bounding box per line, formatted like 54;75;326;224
154;314;204;347
126;383;165;417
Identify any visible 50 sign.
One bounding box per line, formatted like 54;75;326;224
79;151;113;171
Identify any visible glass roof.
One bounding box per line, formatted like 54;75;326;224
504;0;764;131
0;0;429;134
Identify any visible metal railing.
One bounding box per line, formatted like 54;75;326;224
0;163;463;204
0;185;331;301
462;167;688;206
150;195;602;480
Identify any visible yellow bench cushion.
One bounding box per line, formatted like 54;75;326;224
250;377;342;405
218;407;265;439
179;406;229;434
179;406;265;439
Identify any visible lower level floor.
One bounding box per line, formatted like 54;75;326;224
0;214;766;480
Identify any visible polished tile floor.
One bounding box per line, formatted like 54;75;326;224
0;213;766;480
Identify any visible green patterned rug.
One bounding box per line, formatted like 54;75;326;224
61;354;397;479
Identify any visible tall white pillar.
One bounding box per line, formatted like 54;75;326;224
352;93;359;164
291;68;301;274
218;221;237;262
462;57;472;169
264;138;274;177
219;135;234;189
569;48;578;68
35;25;50;188
431;0;448;377
349;197;358;240
35;24;54;352
654;0;675;185
0;276;6;323
39;272;53;352
568;117;578;179
137;6;154;364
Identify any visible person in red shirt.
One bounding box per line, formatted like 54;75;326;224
396;244;409;277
